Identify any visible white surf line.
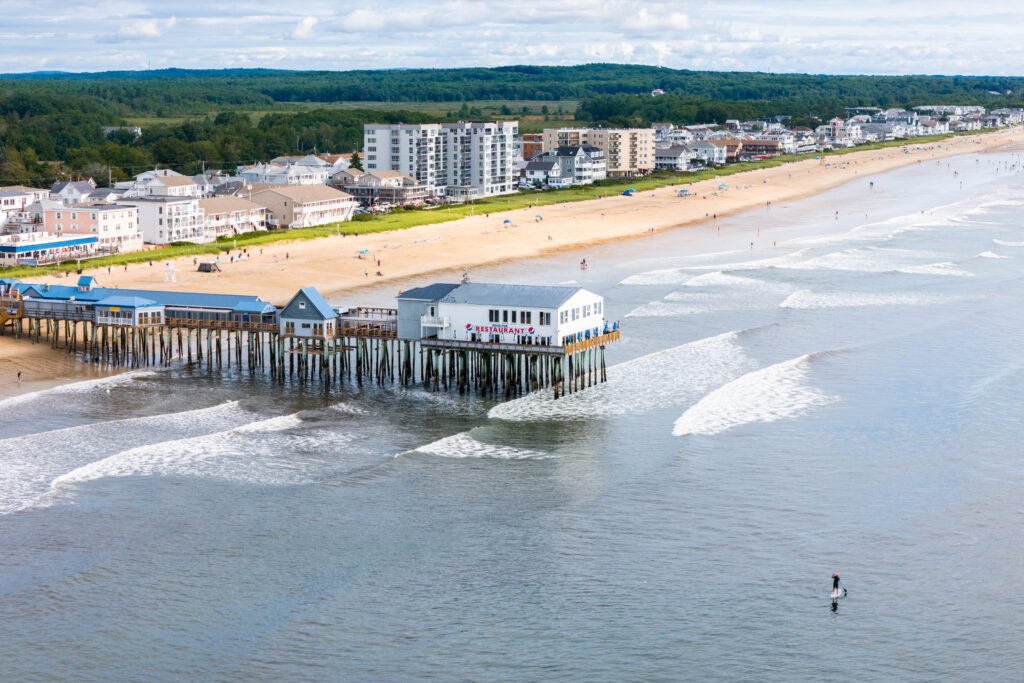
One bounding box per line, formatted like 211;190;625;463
673;352;838;436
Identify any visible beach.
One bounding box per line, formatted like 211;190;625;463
0;128;1019;395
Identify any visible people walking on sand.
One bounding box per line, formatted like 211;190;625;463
17;371;22;385
365;268;368;277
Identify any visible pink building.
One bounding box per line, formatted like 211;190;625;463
45;204;143;253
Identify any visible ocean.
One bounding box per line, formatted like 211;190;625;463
2;150;1023;680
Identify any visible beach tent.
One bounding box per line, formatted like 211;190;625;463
504;219;511;224
622;189;634;196
677;189;690;196
535;215;543;219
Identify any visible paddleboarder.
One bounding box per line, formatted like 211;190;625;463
832;573;840;593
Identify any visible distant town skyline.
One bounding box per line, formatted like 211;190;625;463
1;0;1022;76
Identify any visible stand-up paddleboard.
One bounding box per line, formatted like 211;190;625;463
831;587;847;601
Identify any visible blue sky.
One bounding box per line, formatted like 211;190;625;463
1;0;1019;76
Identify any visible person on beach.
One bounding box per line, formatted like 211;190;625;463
17;371;22;385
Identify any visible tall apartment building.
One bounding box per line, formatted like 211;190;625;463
363;122;518;200
541;127;655;177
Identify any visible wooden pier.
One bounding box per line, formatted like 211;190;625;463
0;282;620;399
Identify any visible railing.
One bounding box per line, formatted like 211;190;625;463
164;317;278;332
420;315;450;328
337;320;397;339
564;329;620;355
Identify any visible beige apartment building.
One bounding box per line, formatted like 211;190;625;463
250;184;357;229
541;127;655;177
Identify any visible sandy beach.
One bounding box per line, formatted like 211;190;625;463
1;127;1019;395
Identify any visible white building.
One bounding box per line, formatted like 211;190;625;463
363;121;519;200
686;141;727;165
142;175;200;198
122;197;206;244
237;155;331;186
523;145;607;187
397;282;609;348
198;197;267;237
654;146;698;171
50;179;97;205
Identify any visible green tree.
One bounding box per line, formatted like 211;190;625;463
350;151;363;171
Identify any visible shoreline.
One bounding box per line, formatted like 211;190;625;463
1;127;1020;397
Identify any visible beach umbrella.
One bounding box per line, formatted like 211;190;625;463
535;214;543;218
504;219;511;224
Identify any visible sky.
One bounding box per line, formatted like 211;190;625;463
1;0;1021;76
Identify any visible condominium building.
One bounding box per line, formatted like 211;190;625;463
44;204;143;252
122;197;206;244
198;197;267;238
541;127;655;177
363;121;519;200
250;184;357;229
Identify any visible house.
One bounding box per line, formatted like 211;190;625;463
318;152;353;175
523;160;564;187
142;175;200;198
50;179;97;205
0;189;39;225
687;141;727;165
84;188;120;203
654;146;698;171
541;127;655;177
121;197;206;244
238;155;331;185
331;170;431;208
44;204;142;252
279;287;337;339
198;197;267;237
739;140;783;159
396;282;608;348
709;139;743;163
251;184;357;228
524;145;607;186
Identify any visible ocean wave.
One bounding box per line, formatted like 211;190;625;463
414;431;551;460
895;262;974;277
0;370;159;410
0;401;247;515
779;289;950;309
618;251;807;286
51;412;307;490
329;401;368;415
978;251;1011;259
992;239;1024;247
625;301;707;318
780;247;954;274
488;329;758;422
673;353;838;436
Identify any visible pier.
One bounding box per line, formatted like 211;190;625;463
0;277;619;398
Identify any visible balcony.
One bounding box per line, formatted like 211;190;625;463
420;315;450;328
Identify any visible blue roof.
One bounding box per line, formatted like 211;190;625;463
0;236;98;254
96;296;160;308
77;275;95;287
14;281;269;311
232;301;277;314
298;286;337;319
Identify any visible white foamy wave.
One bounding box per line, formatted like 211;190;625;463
0;370;158;409
978;251;1011;259
896;262;974;277
626;301;706;318
779;289;950;309
781;247;953;274
52;413;309;489
415;432;551;460
488;330;757;422
993;239;1024;247
673;354;837;436
681;271;770;288
0;401;247;515
619;251;806;286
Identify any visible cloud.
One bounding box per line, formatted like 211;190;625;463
290;16;318;40
101;16;177;43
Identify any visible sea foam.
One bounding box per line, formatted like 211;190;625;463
488;329;757;422
673;353;837;436
415;432;551;460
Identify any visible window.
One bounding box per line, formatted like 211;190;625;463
285;321;295;334
301;323;311;329
511;310;517;323
503;310;508;323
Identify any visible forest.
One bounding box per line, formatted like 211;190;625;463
2;64;1022;186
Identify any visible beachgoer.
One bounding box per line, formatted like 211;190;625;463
833;573;840;592
364;269;368;277
286;252;289;259
17;371;21;385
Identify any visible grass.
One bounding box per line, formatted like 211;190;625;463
1;128;992;280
